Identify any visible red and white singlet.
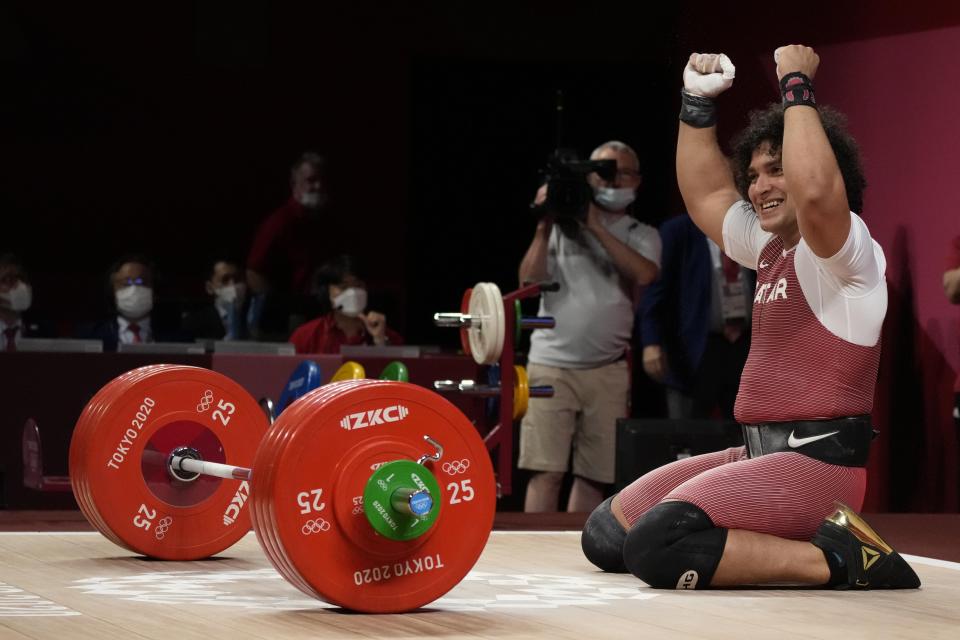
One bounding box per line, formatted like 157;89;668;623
727;202;886;422
618;203;887;539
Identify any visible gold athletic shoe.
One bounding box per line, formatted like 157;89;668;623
811;502;921;589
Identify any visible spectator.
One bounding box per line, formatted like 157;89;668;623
517;140;662;513
289;255;402;354
182;258;249;341
639;213;754;419
77;256;182;351
247;151;337;339
0;253;49;350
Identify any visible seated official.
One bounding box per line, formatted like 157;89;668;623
77;255;184;351
289;255;402;354
183;258;249;341
0;253;52;350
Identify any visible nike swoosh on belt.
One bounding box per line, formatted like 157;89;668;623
787;430;840;448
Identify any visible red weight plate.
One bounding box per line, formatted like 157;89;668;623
252;379;387;600
73;365;197;549
253;380;495;613
73;388;123;546
251;381;364;595
316;380;494;612
253;379;376;596
71;376;123;540
73;366;229;554
78;366;267;559
251;412;309;592
252;381;345;591
71;366;174;549
459;288;472;357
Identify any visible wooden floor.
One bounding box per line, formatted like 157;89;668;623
1;529;958;639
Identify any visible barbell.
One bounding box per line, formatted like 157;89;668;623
69;364;495;613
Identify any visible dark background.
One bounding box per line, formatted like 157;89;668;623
0;3;678;342
4;1;960;510
5;2;959;340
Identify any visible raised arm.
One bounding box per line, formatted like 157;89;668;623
776;45;851;258
519;220;553;285
676;53;742;250
519;184;553;285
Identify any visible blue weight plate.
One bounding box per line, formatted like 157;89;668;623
277;360;323;415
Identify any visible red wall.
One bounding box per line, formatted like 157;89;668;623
813;27;960;511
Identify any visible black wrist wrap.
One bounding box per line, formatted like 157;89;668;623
780;72;816;109
679;89;716;128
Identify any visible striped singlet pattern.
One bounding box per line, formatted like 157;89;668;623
734;236;880;423
618;447;867;540
620;236;880;539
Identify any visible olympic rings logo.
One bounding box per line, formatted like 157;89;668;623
196;390;214;413
154;516;173;540
301;518;331;536
442;459;471;475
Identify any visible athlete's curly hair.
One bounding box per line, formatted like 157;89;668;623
730;103;867;214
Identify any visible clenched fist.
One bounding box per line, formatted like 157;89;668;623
362;311;388;344
683;53;736;98
774;45;819;81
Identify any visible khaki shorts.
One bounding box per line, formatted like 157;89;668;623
517;360;629;484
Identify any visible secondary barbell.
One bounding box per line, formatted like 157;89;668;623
434;282;555;364
434;365;554;420
69;364;495;613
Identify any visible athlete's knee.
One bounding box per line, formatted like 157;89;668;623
622;500;727;589
581;496;627;573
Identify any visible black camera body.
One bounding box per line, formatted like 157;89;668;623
539;149;617;233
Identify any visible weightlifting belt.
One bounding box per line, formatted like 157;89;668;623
741;415;874;467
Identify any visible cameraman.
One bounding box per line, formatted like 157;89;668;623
518;140;661;513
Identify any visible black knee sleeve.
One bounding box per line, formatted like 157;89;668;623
581;496;628;573
623;501;727;589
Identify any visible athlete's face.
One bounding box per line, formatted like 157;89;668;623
747;142;798;237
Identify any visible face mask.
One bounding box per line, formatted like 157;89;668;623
116;285;153;319
0;281;32;312
331;287;367;318
298;192;326;209
593;186;636;212
214;283;246;307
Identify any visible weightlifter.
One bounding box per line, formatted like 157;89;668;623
581;45;921;590
518;140;661;513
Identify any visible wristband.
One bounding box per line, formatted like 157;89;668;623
780;72;816;109
679;89;717;128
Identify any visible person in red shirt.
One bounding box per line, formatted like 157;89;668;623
581;46;920;591
289;255;402;354
246;151;337;339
